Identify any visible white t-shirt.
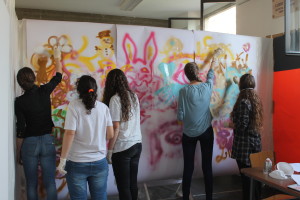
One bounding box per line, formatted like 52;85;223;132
64;99;113;162
109;93;142;153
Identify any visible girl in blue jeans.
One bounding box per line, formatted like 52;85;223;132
57;75;114;200
15;47;62;200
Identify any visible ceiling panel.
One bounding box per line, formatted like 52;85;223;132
15;0;225;19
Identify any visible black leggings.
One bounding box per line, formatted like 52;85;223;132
182;127;214;200
112;143;142;200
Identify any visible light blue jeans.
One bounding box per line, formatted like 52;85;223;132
65;158;108;200
21;134;57;200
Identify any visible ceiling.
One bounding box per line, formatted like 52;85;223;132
15;0;229;20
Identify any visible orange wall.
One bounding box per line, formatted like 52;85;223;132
273;69;300;163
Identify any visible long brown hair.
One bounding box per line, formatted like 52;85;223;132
231;74;263;131
102;69;137;121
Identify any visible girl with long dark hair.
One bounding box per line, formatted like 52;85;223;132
57;75;114;199
230;73;263;200
103;69;142;200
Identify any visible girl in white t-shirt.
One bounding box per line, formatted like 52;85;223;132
57;75;114;200
103;69;142;200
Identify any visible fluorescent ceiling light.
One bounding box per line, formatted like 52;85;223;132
120;0;143;11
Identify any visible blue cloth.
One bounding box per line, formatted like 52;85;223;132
177;69;214;137
66;158;108;200
21;134;57;200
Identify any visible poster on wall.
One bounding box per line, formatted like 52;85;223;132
272;0;285;18
194;30;274;174
20;19;273;199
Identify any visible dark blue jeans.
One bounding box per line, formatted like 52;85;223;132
182;127;214;200
65;158;108;200
112;143;142;200
21;134;57;200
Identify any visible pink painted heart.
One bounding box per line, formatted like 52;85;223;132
243;43;250;53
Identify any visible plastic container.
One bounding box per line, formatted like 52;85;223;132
263;158;272;174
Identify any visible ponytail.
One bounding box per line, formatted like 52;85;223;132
76;75;98;114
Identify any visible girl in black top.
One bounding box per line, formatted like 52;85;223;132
15;47;62;200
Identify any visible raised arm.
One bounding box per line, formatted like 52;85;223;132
54;46;63;74
42;47;63;94
206;48;223;85
206;67;214;86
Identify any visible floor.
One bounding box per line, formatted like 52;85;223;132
108;175;243;200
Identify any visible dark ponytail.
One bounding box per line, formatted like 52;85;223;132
76;75;98;114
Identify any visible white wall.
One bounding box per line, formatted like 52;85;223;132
236;0;284;37
0;0;16;199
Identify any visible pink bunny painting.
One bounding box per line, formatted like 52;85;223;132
118;31;187;171
121;32;164;124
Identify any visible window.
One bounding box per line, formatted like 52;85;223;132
205;6;236;34
285;0;300;54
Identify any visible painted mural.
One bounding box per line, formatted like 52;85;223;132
116;25;195;181
19;20;273;199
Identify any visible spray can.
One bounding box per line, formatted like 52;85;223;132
263;158;272;174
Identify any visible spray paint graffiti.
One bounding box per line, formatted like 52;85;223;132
118;32;195;168
120;32;164;123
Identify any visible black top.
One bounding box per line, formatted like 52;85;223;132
15;72;62;138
